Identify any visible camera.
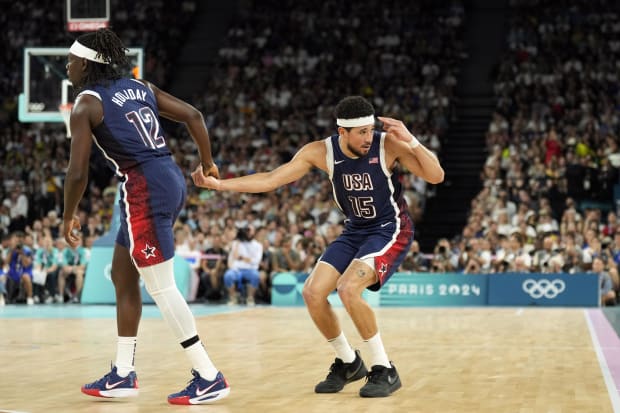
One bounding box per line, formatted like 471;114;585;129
438;245;447;254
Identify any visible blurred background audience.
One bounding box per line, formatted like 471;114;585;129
1;0;619;307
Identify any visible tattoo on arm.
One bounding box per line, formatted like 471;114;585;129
356;268;367;278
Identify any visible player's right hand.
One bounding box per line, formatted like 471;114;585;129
203;162;220;179
63;215;82;248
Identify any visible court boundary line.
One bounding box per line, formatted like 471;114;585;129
0;303;247;319
585;309;620;413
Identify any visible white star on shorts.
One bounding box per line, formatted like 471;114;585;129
142;243;157;259
378;263;388;275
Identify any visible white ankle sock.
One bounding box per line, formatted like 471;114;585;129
185;341;218;380
328;332;356;363
115;336;137;377
364;332;390;368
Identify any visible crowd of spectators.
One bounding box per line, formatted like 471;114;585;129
419;0;620;306
4;0;618;308
1;0;463;305
0;0;198;232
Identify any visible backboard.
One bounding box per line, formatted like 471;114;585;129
66;0;110;32
18;47;143;123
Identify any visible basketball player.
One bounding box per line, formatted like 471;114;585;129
62;29;229;405
192;96;444;397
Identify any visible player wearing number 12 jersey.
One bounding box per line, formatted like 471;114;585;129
192;96;444;398
62;28;229;405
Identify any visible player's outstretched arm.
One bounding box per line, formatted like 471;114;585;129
192;141;324;193
379;116;444;184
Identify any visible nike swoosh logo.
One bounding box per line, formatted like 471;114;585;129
334;160;345;165
387;375;397;384
345;364;361;380
196;380;221;396
105;379;127;389
380;222;391;227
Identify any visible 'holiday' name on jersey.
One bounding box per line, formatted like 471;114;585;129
111;88;148;107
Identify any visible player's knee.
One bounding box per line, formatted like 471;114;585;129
146;284;175;298
111;270;137;290
336;282;354;306
336;277;365;306
302;282;326;306
301;285;315;305
141;271;176;297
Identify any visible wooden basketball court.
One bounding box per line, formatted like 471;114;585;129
0;306;618;412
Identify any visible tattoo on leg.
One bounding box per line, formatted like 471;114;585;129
356;268;366;278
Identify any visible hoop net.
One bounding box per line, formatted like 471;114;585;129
59;103;73;139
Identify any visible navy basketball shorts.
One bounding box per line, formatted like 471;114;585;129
319;219;414;291
116;157;186;268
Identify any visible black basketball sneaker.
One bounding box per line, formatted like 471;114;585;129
315;349;368;393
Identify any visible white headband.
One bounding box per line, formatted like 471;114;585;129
69;40;109;64
336;115;375;128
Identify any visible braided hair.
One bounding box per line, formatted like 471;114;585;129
76;28;130;88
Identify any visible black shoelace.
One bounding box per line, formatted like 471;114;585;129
366;367;388;383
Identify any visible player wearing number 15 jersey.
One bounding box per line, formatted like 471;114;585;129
62;28;229;405
192;96;444;398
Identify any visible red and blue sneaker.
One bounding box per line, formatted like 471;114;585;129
168;370;230;405
81;365;139;398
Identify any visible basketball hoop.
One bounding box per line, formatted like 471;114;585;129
59;103;73;139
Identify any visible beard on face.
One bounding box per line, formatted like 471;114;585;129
347;143;370;158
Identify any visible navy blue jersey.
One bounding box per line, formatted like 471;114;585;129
320;131;414;289
325;131;406;229
78;78;171;175
77;78;184;267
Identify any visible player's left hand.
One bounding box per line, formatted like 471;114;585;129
378;116;417;145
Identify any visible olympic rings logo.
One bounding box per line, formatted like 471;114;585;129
522;278;566;299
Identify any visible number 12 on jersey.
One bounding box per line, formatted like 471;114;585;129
126;107;166;148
